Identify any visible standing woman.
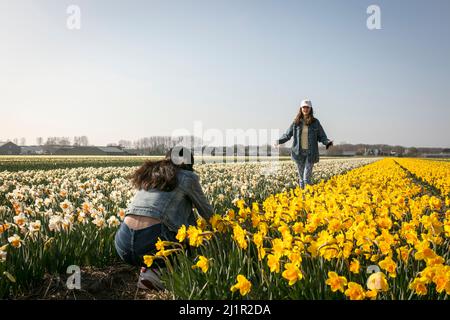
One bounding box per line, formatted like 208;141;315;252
275;99;333;189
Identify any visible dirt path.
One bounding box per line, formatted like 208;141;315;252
14;263;172;300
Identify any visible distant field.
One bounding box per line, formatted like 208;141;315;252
0;155;162;171
0;155;379;171
419;158;450;162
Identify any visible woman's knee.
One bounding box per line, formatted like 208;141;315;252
295;160;305;171
114;224;139;266
114;239;135;265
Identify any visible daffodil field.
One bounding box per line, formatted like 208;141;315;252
1;156;449;300
150;158;450;300
0;157;372;298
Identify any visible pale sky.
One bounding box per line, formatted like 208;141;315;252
1;0;449;148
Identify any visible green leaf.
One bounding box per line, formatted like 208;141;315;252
3;271;16;283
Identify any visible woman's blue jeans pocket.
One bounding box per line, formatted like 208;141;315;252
114;222;164;267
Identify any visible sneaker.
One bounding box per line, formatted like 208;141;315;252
137;267;165;291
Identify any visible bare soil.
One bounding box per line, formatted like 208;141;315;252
14;263;172;300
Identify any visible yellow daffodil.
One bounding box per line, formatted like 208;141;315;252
230;274;252;296
288;250;302;266
186;225;204;247
253;232;264;248
176;225;187;242
232;224;248;250
143;255;154;267
197;217;207;230
326;272;347;293
409;277;428;295
345;282;366;300
378;256;397;278
349;259;360;274
155;249;180;257
192;256;209;273
155;238;165;251
267;254;280;273
365;289;378;299
282;263;303;285
396;246;411;263
209;214;226;233
257;246;266;260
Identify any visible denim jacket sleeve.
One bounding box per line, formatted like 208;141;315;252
182;173;213;221
277;123;294;144
317;120;331;145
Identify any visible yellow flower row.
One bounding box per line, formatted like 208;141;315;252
162;158;449;299
395;158;450;198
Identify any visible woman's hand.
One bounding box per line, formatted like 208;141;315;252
326;141;333;149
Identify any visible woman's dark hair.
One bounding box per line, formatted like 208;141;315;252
130;146;194;191
294;106;315;126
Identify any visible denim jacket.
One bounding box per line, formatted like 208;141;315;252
277;118;331;163
125;169;213;233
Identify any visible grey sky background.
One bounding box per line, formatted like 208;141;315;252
1;0;449;148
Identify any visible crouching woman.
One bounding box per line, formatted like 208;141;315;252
114;147;213;289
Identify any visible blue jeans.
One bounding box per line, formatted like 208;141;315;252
294;149;314;189
114;222;176;267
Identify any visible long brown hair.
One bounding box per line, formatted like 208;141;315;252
130;147;194;191
294;106;315;126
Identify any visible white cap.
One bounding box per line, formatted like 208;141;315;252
300;99;312;108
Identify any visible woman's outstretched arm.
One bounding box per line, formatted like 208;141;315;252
277;123;294;145
317;120;332;146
